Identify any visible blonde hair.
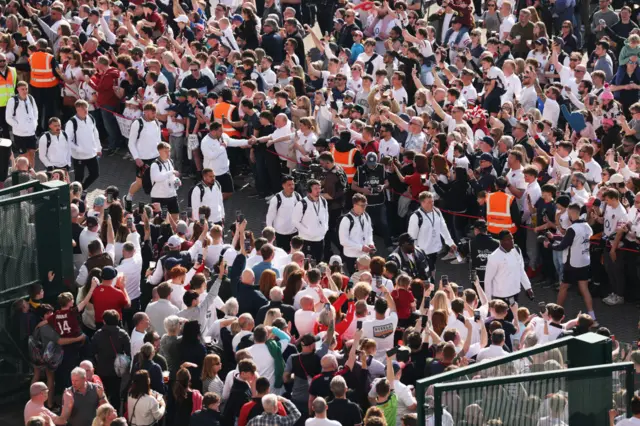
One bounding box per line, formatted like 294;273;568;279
91;404;116;426
201;354;221;381
264;308;282;326
431;290;450;317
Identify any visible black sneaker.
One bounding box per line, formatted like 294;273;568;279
103;148;115;156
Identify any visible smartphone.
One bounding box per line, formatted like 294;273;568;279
126;217;133;228
186;207;192;218
423;296;431;308
441;275;449;287
161;207;168;220
330;100;339;111
376;276;383;288
324;303;331;311
457;314;465;323
197;253;203;264
106;192;113;203
538;301;546;314
138;201;145;214
507;296;516;307
124;196;132;213
470;270;477;282
81;190;87;201
199;214;206;226
236;210;244;223
457;286;464;296
474;310;481;321
180;211;187;221
104;211;110;221
244;238;251;252
386;348;397;357
319;264;327;275
357;320;363;330
421;315;428;328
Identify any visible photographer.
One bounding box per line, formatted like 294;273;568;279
318;152;349;261
352;152;392;248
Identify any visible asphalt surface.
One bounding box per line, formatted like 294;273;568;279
74;152;640;344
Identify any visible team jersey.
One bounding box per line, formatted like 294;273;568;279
48;307;81;338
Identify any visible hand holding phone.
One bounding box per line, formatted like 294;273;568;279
386;348;397;357
357;320;363;330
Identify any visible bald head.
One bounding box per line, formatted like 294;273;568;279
300;296;314;311
275;114;288;128
241;269;255;285
321;354;338;372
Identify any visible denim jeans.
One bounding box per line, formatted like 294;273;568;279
101;108;124;150
553;250;564;282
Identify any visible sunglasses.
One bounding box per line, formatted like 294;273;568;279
629;61;638;65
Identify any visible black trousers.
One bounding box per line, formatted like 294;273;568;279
72;156;100;189
344;255;357;275
303;239;324;263
265;152;285;195
121;297;140;334
275;232;296;251
30;85;60;133
0;106;8;138
324;208;343;261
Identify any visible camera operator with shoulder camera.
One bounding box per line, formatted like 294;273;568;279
318;152;349;261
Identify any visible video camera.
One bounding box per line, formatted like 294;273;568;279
291;161;326;195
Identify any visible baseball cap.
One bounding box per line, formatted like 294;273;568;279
473;219;488;231
112;1;124;8
314;138;328;148
535;37;548;47
215;65;227;74
94;194;106;206
70;16;83;25
176;220;188;235
386;361;402;375
479;153;494;163
552;36;564;47
167;235;183;248
232;14;243;22
329;255;343;266
556;194;571;208
609;173;624;184
329;136;340;145
480;136;495;147
344;90;355;99
102;266;117;280
141;1;157;10
366;152;378;166
585;196;596;208
89;8;100;15
164;258;180;271
300;333;321;346
174;88;188;97
166;104;180;112
174;15;189;23
334;18;344;25
353;105;365;115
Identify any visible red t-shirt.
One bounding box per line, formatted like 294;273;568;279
359;140;379;156
404;172;431;200
92;285;128;323
48;307;81;338
391;288;415;320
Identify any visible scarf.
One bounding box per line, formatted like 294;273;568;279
265;339;285;388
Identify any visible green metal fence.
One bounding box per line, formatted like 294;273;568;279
0;179;73;402
429;362;633;426
416;333;613;425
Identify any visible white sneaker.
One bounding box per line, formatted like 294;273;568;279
442;252;456;261
613;295;625;305
602;293;615;304
450;258;466;264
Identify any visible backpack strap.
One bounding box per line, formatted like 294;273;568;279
346;213;355;233
295;192;302;202
136;118;144;142
197;182;206;203
413;210;424;230
45;133;52;159
276;193;283;212
12;95;19;117
301;198;308;217
218;246;229;266
70;117;79;145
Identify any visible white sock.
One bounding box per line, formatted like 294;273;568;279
588;310;595;320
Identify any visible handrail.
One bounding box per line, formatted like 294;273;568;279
433;362;633;391
0;179;41;196
417;336;574;388
432;362;634;425
0;187;57;207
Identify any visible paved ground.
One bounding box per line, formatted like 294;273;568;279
79;153;640;344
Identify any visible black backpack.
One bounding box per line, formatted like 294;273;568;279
68;115;96;145
12;95;35;117
300;197;327;217
412;208;443;231
187;181;222;208
274;192;302;212
142;158;173;195
341;211;370;233
44;131;69;158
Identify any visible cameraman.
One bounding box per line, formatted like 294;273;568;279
352;152;393;248
318;152;348;261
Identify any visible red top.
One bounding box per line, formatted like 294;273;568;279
237;400;286;426
359;140;379;157
144;12;165;33
404;172;430;200
92;285;128;323
89;67;121;108
313;293;356;349
48;307;81;338
88;375;104;387
391;288;415;320
81;50;101;64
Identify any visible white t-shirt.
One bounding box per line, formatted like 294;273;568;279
505;167;526;210
294;310;319;336
487;66;507;90
616;417;640;426
583;159;602;184
499;14;516;39
530;317;564;344
542;98;560;127
379;137;401;157
362;312;398;354
603;202;628;238
305;418;341;426
520;85;538;112
295;131;318;162
392;87;409;108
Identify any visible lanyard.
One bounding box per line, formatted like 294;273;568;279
312;200;322;224
423;209;435;228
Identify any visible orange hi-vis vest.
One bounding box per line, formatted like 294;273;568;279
486;191;517;234
213;102;240;137
331;147;357;184
28;51;58;88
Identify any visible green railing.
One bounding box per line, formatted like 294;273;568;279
0;179;73;402
430;362;633;426
416;333;612;425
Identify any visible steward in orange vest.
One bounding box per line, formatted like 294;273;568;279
486;178;520;236
329;131;363;184
28;39;63;133
213;88;240;138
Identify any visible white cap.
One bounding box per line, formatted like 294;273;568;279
609;173;624;184
174;15;189;23
70;16;83;25
167;235;183;248
329;255;343;266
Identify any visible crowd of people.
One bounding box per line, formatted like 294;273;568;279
2;0;640;424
